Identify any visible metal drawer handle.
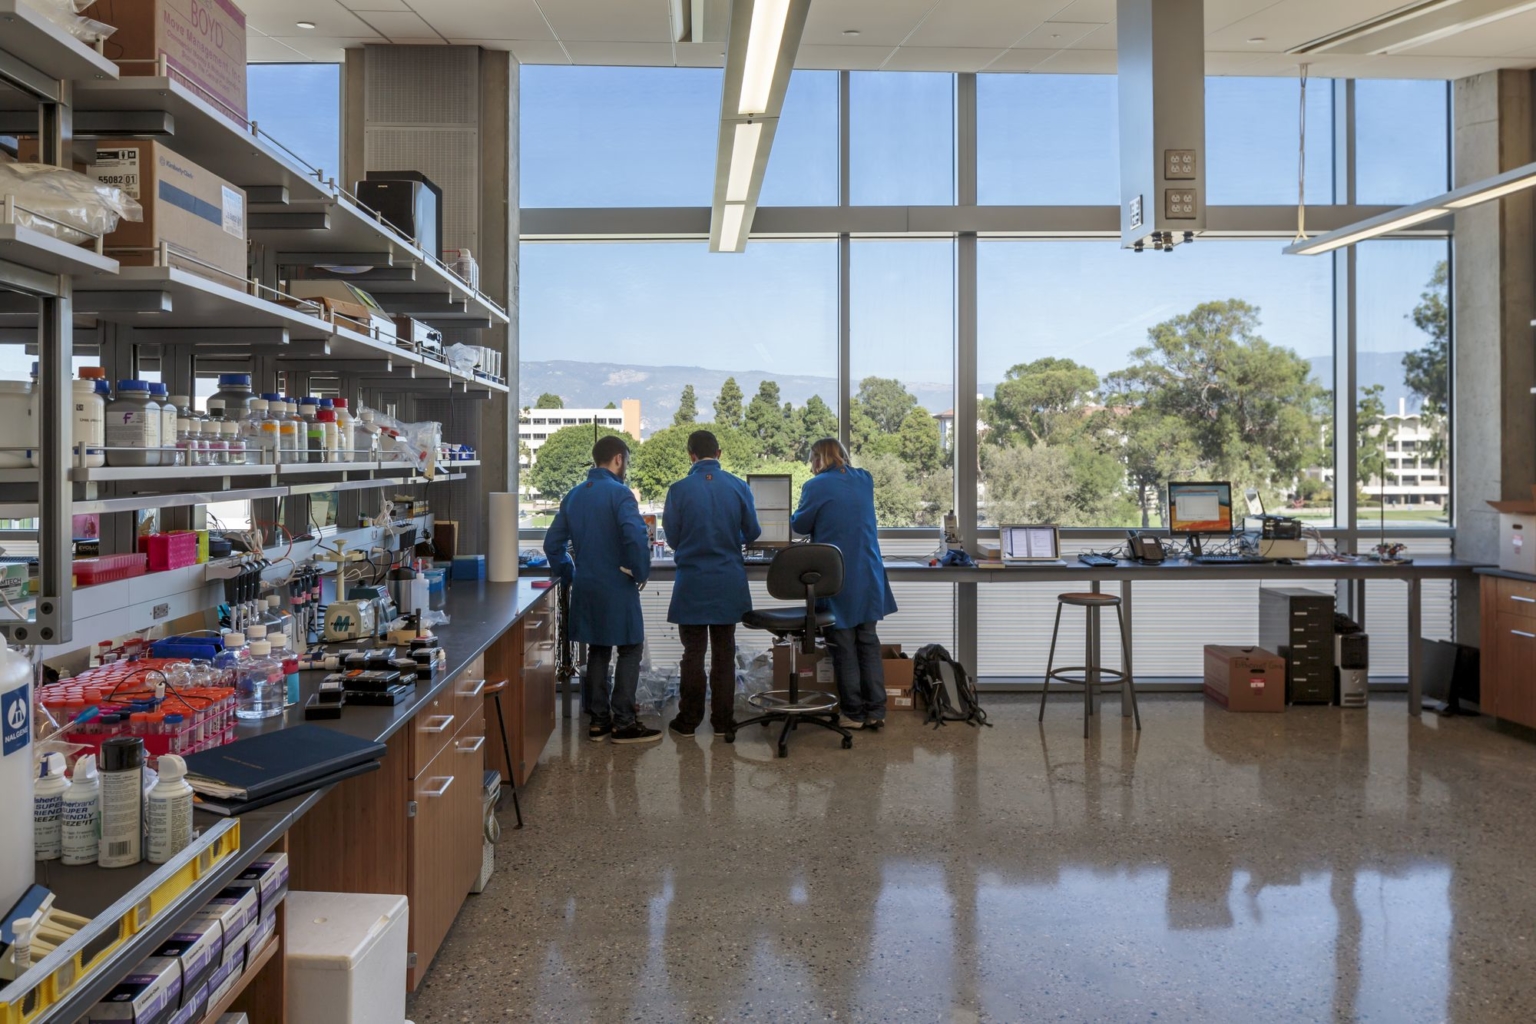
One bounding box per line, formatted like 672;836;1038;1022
421;714;455;734
457;736;486;753
1512;595;1536;604
459;679;487;699
422;775;455;798
1513;629;1536;639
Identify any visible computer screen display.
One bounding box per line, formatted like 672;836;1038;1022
1167;481;1234;535
747;474;794;547
1001;525;1059;561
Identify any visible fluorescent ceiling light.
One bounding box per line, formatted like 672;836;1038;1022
725;122;762;202
1290;0;1536;55
1446;173;1536;206
719;203;747;251
738;0;791;115
1289;0;1458;53
1286;207;1447;255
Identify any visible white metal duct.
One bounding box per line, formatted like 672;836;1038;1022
1117;0;1205;251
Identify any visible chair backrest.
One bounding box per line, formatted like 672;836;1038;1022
765;543;844;602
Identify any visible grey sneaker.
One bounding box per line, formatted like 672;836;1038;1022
839;717;865;730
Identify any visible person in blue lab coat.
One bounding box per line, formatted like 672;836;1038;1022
543;434;662;744
662;430;762;737
791;437;897;730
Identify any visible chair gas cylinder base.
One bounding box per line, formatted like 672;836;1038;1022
733;543;854;758
1039;591;1141;737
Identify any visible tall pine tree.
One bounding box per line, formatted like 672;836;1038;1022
674;384;699;426
714;377;744;428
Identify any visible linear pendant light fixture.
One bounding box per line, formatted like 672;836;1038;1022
1284;158;1536;255
708;0;812;252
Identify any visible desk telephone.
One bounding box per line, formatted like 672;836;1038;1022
1126;531;1166;564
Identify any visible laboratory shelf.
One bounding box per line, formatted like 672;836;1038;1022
0;483;286;518
76;265;334;338
0;222;119;280
0;0;120;84
72;463;277;484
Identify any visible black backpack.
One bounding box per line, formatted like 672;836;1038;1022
912;645;990;729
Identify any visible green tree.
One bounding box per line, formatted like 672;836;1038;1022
629;424;692;503
753;458;814;498
534;393;563;409
850;398;901;459
1357;382;1393;497
1404;259;1449;465
856;452;922;527
713;377;744;429
673;384;698;426
856;377;919;434
1104;299;1328;524
744;380;795;459
715;427;759;476
797;394;838;457
528;423;622;502
897;408;942;475
984;357;1101;447
604;401;617;410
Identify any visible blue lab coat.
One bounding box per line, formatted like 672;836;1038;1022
662;459;762;625
543;467;651;647
791;466;897;629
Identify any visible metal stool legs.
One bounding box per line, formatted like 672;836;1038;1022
490;689;524;829
1115;603;1141;730
1039;602;1064;722
1040;596;1139;736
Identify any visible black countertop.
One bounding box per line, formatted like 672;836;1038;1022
1475;566;1536;583
22;579;555;1023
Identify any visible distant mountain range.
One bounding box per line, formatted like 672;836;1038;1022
521;351;1425;438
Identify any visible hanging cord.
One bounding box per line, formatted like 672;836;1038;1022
1295;64;1310;242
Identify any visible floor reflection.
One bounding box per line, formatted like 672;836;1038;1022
407;696;1534;1023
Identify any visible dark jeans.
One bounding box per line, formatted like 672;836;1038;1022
826;622;887;722
676;624;736;730
584;642;644;728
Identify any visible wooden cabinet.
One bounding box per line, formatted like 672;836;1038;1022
1481;575;1536;727
485;590;559;788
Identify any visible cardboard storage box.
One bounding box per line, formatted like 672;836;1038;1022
85;0;248;123
286;281;396;340
1204;645;1286;713
90;141;246;283
881;644;916;709
1489;495;1536;577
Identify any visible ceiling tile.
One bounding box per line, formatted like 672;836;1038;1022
540;0;673;43
802;0;938;47
1030;47;1116;73
1204;0;1284;35
795;43;895;70
1395;13;1536;57
339;0;410;10
348;10;441;40
242;0;376;38
904;0;1057;48
1204;0;1406;52
884;45;1005;72
980;48;1059;73
414;0;552;41
674;42;727;68
247;33;308;61
263;34;381;61
562;41;678;65
500;39;572;64
1010;20;1103;50
1050;0;1116;24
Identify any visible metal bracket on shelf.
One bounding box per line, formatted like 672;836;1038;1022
249;211;329;231
275;251;396;267
246;185;290;205
0;109;175;137
129;326;292;346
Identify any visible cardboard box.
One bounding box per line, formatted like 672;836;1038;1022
880;644;915;691
84;0;248;123
887;688;915;710
227;853;288;918
771;643;833;691
1204;645;1286;713
247;908;277;961
150;918;221;1010
1489;499;1536;577
191;885;258;969
89;955;180;1023
85;141;246;283
165;982;205;1024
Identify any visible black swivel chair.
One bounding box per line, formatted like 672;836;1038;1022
732;543;854;758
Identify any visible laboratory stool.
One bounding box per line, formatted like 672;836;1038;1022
735;543;854;758
1038;591;1140;737
483;678;524;829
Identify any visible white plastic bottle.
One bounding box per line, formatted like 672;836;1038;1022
278;401;301;458
32;751;68;861
0;644;34;913
222;421;245;465
146;753;193;864
332;398;355;462
71;378;106;468
61;753;100;866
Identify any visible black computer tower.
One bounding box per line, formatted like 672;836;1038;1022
1259;587;1336;704
358;171;443;259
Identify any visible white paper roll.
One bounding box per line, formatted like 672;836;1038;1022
488;491;520;582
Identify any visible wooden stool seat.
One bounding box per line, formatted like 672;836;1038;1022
1058;592;1121;608
482;678;509;696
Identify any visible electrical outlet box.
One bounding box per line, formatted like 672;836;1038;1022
1165;189;1197;219
1165;149;1196;179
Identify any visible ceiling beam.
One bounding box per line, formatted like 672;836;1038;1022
708;0;813;252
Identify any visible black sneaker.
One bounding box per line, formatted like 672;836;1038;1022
611;723;663;744
865;719;886;732
668;718;696;737
588;722;613;742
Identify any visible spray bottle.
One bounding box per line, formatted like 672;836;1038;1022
146;753;193;864
61;754;100;866
32;752;68;861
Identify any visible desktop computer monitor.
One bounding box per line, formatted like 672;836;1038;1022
747;473;794;547
1167;481;1234;536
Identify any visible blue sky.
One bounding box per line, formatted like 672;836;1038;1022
238;65;1449;401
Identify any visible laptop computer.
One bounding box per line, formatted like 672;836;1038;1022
1000;525;1065;566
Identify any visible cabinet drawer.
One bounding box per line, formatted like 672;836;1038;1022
1497;577;1536;620
410;690;457;779
451;672;488;733
1495;614;1536;728
408;740;461;989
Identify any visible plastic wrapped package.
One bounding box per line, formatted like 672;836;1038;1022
0;161;142;243
444;343;480;376
356;405;441;476
24;0;117;44
633;649;679;717
736;644;774;697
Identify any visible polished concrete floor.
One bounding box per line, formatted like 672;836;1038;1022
406;695;1536;1023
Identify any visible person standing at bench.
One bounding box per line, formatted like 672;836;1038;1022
544;434;661;744
662;430;762;737
791;437;896;730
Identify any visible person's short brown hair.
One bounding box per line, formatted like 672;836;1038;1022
809;437;849;471
593;434;630;465
687;430;721;460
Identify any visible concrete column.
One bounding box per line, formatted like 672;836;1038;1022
1453;70;1536;641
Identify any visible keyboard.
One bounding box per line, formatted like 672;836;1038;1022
1192;554;1272;565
